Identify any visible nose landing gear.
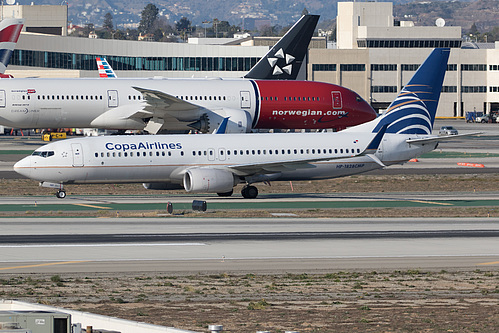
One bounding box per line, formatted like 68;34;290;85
56;190;67;199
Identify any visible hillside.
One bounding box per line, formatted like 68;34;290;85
14;0;499;34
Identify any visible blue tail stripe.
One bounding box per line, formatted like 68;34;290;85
387;117;432;134
373;107;431;133
373;48;450;134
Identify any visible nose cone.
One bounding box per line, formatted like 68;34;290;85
13;156;32;179
353;95;377;126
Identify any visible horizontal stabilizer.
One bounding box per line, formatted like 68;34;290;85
406;132;483;144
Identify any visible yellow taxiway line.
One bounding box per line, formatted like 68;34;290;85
0;260;91;271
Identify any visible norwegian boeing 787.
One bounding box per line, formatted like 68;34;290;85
15;49;472;199
0;15;377;133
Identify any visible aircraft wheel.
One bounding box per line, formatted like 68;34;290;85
56;190;66;199
217;189;233;197
241;185;258;199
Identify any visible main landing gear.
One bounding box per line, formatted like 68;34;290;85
56;190;66;199
241;185;258;199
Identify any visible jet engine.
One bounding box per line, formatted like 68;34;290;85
188;108;252;133
183;168;237;193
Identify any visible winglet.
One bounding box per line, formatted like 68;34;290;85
364;124;387;154
213;117;230;134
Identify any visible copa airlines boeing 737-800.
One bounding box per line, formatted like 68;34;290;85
15;49;469;199
0;15;377;133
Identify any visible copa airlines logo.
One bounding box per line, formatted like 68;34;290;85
375;84;436;135
267;48;295;76
105;141;182;152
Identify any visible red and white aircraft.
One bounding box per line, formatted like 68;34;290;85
0;15;376;133
0;78;376;133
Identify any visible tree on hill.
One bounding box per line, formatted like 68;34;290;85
103;12;113;32
139;3;159;34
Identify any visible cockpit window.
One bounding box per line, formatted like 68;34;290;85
32;151;55;158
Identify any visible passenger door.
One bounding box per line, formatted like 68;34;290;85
240;91;250;109
71;143;84;167
107;90;118;107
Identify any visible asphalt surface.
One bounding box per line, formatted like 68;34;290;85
0;120;499;274
0;217;498;274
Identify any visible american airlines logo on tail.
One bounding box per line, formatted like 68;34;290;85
267;48;295;76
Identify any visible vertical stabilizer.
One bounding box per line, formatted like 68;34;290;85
96;57;117;78
244;14;319;80
0;18;24;75
372;48;450;134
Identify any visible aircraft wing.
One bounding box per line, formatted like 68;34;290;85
126;86;206;133
406;132;483;144
227;127;388;175
133;86;201;114
227;156;335;176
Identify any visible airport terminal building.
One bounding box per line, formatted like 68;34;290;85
4;2;499;119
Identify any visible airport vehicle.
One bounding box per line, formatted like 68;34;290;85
15;48;469;199
438;126;458;135
0;15;376;133
475;113;494;123
0;18;25;78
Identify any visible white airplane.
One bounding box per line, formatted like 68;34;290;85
15;48;470;199
0;18;25;78
0;15;377;133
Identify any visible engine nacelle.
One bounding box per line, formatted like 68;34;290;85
183;168;236;193
189;108;252;133
143;182;184;190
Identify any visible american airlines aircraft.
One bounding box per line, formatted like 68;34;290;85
15;49;467;199
0;18;24;78
0;15;377;133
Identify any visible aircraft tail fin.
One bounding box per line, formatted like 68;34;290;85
0;18;25;75
244;14;319;80
372;48;450;135
96;57;117;78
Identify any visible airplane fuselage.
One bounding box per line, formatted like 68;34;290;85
0;77;376;132
14;131;435;189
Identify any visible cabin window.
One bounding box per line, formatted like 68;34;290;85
162;151;165;156
168;152;172;156
300;149;304;154
101;152;104;157
234;150;237;155
94;153;98;157
180;151;184;156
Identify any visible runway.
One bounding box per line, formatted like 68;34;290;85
0;218;498;274
1;121;499;274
